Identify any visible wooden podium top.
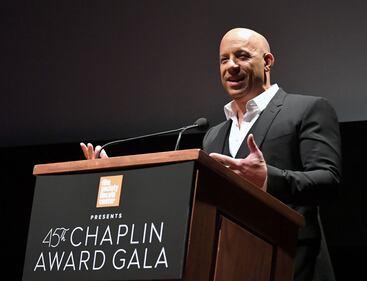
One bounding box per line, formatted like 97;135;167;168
33;149;304;228
33;149;205;175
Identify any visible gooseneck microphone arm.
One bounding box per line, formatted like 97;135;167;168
174;125;195;150
96;127;183;159
95;118;209;158
174;117;209;150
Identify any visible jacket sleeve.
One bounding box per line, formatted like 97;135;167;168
266;98;342;205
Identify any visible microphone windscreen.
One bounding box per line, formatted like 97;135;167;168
194;117;209;130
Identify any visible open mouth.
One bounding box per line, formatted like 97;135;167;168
228;76;245;83
227;76;245;88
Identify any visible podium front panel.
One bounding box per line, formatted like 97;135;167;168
23;161;196;281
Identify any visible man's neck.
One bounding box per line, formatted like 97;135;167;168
231;84;271;125
232;91;260;121
231;101;245;124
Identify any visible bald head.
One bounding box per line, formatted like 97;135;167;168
220;28;271;54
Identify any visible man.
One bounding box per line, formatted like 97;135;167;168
204;28;341;281
80;27;341;281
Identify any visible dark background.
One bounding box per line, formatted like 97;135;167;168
3;0;367;147
2;1;367;280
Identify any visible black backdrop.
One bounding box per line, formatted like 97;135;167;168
2;1;367;280
3;0;367;147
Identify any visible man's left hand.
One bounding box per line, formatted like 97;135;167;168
209;134;268;191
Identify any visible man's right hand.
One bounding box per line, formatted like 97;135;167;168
80;142;108;159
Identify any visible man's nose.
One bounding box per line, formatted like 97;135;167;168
227;59;240;74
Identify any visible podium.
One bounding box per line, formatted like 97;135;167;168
23;149;304;281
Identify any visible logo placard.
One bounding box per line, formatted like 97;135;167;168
23;162;196;281
96;175;123;208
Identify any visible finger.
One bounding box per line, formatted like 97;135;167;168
100;150;108;158
87;143;95;159
247;134;260;153
80;142;89;159
209;152;237;167
100;149;108;159
95;145;101;157
247;134;265;162
94;145;109;159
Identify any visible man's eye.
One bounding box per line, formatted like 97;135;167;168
220;58;229;64
238;54;250;60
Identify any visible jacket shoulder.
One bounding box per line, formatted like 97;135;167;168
202;120;230;152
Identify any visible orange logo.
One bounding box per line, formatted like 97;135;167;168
96;175;123;208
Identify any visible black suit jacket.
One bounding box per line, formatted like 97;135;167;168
203;88;341;281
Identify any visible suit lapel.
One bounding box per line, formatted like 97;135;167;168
235;89;287;158
208;119;232;154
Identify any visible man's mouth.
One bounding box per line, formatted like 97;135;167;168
227;76;245;87
227;76;244;82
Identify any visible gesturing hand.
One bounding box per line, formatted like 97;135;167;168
209;134;267;190
80;142;108;159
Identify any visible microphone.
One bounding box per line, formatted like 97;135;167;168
95;117;209;158
174;117;208;150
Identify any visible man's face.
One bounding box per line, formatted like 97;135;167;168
219;33;266;101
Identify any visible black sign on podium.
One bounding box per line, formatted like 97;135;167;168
23;161;196;281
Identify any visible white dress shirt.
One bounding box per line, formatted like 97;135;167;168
224;84;279;157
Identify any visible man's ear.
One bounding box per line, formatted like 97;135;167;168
264;52;275;72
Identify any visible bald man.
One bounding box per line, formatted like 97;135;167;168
203;28;341;281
